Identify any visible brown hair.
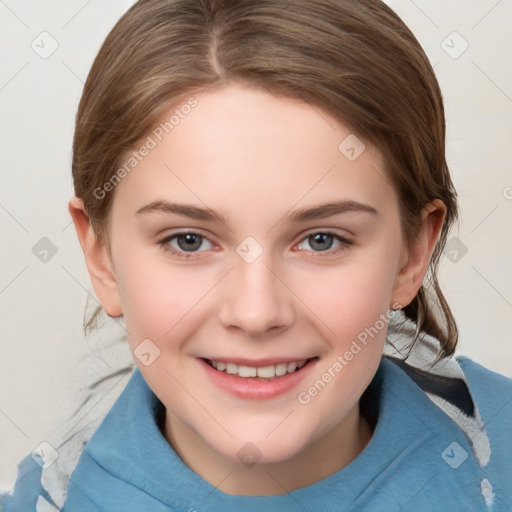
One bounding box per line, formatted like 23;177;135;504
72;0;460;359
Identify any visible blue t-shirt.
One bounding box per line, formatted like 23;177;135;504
2;355;511;511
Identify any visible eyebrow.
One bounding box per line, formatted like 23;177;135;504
135;200;379;224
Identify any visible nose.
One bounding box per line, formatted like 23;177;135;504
218;251;295;337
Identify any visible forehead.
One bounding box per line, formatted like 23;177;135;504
111;83;397;222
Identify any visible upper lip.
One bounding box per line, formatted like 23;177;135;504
200;356;317;367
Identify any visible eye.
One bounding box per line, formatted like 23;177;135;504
157;230;353;260
295;231;353;257
157;232;214;259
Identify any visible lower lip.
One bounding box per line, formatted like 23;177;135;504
199;358;318;400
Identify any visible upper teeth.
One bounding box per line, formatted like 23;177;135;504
210;359;308;378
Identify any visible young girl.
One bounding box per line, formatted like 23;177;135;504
3;0;511;510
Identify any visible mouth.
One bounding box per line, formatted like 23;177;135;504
202;357;318;382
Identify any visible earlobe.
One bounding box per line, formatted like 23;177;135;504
390;199;447;309
68;196;123;318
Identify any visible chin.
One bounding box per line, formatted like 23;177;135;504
218;428;314;466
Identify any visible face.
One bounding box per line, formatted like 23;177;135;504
99;83;410;470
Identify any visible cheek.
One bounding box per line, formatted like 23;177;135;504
290;254;397;346
299;250;399;416
115;253;209;343
294;261;396;428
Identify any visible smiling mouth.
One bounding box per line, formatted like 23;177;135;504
202;357;318;381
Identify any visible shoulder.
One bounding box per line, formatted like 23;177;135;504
456;356;512;417
456;356;512;507
456;355;512;390
455;355;512;431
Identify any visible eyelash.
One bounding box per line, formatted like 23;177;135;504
156;230;354;260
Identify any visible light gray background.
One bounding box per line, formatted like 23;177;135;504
1;0;511;493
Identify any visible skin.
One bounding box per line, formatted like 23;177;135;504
69;83;446;495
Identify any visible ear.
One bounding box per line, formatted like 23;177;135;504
68;196;123;317
390;199;447;309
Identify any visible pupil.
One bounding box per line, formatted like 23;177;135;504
310;233;332;251
178;234;202;251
